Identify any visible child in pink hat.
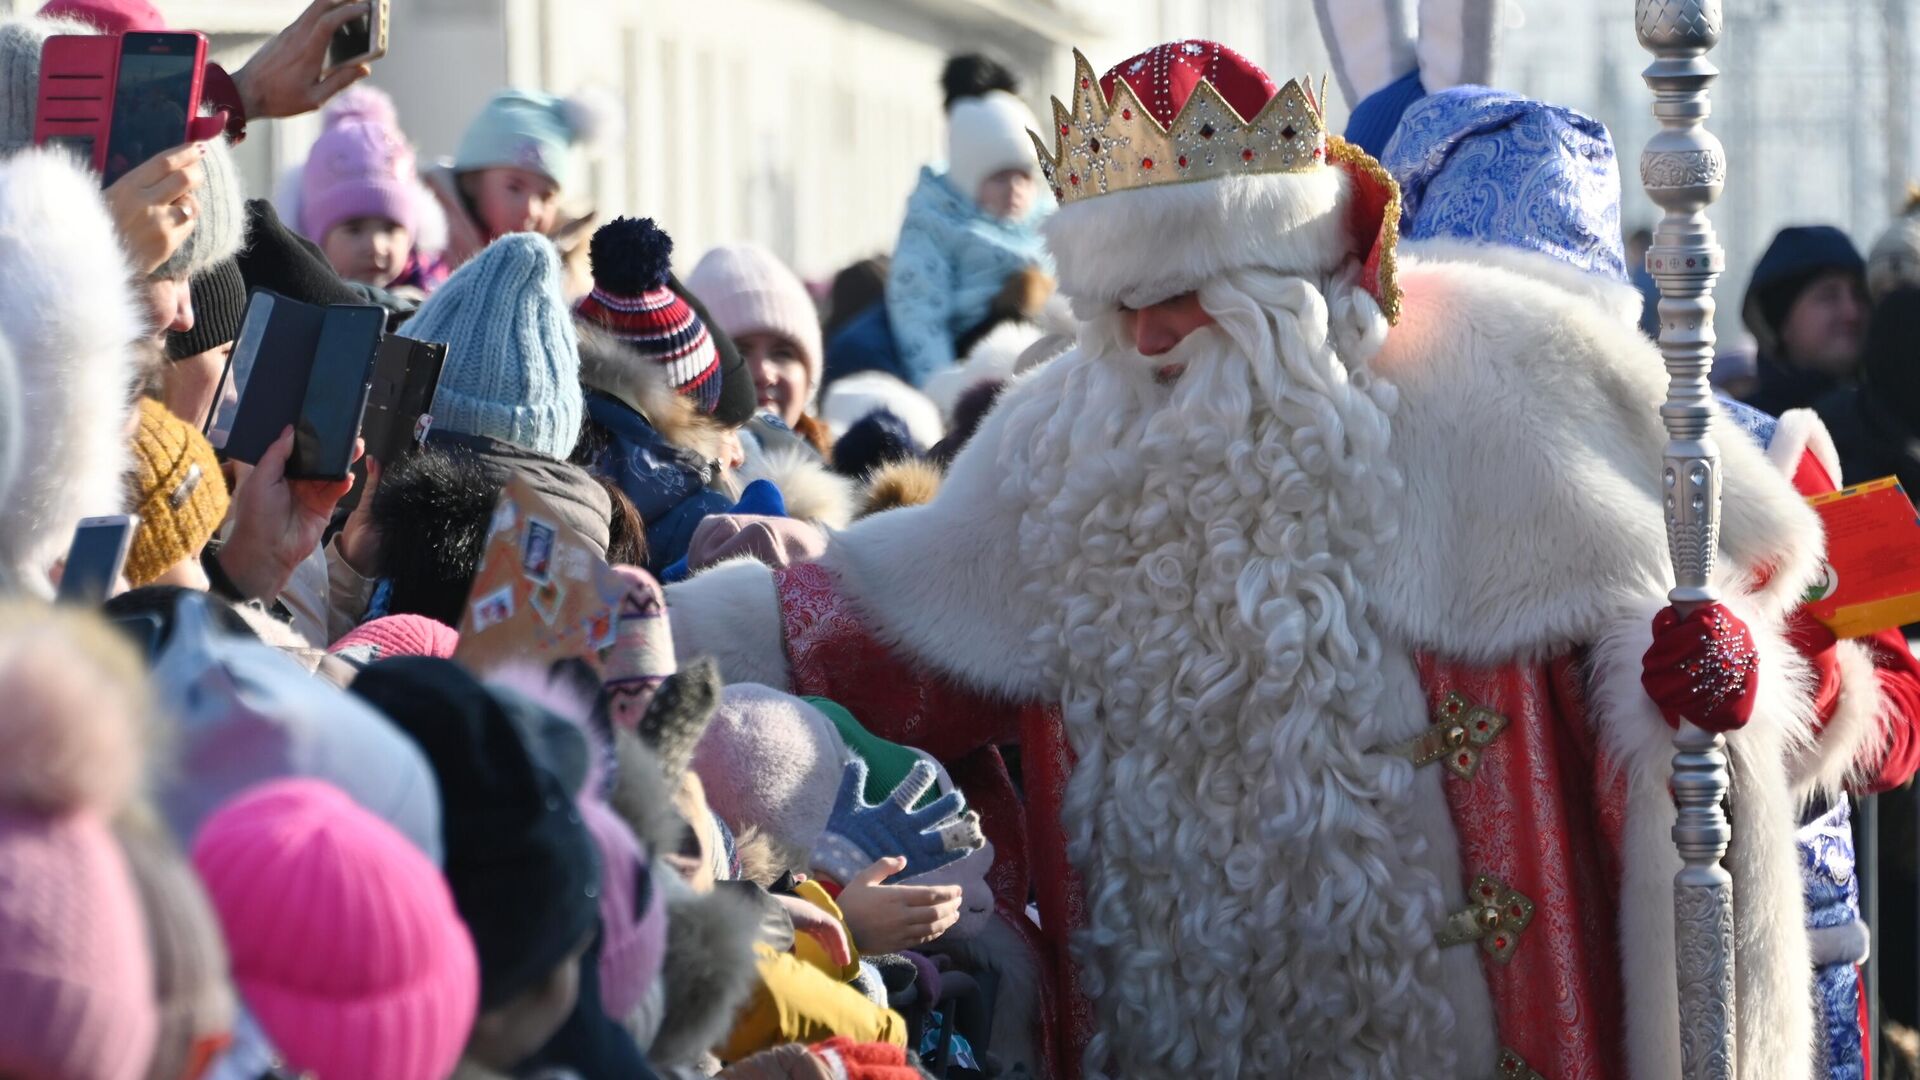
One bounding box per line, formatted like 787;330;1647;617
193;778;479;1080
297;87;445;293
0;604;158;1080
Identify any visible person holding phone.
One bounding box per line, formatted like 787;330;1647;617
124;399;229;590
160;258;246;429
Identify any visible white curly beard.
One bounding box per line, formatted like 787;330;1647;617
988;267;1461;1078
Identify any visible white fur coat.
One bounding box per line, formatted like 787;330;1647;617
668;240;1881;1078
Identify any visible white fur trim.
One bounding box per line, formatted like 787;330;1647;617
1362;249;1826;661
819;371;945;448
0;149;142;594
925;320;1035;423
1400;238;1645;327
664;558;790;689
1586;595;1816;1080
736;443;855;531
1045;167;1352;309
1792;638;1892;799
1768;407;1842;488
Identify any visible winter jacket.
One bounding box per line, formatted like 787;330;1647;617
718;881;906;1061
885;168;1050;388
585;390;732;577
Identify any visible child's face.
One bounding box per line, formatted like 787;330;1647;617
468;166;562;240
321;216;413;288
739;331;811;427
976;167;1037;221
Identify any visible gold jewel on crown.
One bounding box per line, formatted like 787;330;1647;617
1030;49;1329;206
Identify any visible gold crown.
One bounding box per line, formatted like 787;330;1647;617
1030;49;1330;206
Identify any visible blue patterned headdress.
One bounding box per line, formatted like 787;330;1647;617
1380;86;1627;283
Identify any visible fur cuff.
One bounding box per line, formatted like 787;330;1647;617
1792;638;1892;800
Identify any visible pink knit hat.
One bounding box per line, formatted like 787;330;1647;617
0;606;157;1080
329;613;461;665
299;87;421;244
690;684;846;866
192;779;479;1080
604;565;675;731
686;245;826;407
580;798;667;1021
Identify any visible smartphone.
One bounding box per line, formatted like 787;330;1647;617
33;35;118;171
329;0;389;70
211;291;294;454
291;305;385;481
102;32;206;186
56;514;139;605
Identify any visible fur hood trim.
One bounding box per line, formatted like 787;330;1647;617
926;319;1038;424
577;322;732;466
0;148;143;594
1363;249;1825;662
647;874;762;1066
736;443;855;531
857;458;943;519
1046;165;1353;310
1400;236;1646;327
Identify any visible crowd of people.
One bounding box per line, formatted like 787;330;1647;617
3;0;1920;1078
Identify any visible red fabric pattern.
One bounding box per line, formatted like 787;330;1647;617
774;563;1079;1077
809;1036;919;1079
1415;653;1630;1080
1640;603;1761;732
1100;40;1277;128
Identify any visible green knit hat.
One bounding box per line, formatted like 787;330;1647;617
804;697;937;811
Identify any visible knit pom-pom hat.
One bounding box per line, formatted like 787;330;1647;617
577;218;723;415
299;86;421;244
127;398;230;586
0;604;158;1080
192;779;479;1080
403;232;584;459
454;88;621;192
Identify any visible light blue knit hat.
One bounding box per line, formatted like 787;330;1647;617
453;89;618;191
402;233;583;459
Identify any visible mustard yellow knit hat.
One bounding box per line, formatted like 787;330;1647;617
126;399;228;587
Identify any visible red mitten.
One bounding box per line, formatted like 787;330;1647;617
809;1036;920;1080
1640;602;1761;732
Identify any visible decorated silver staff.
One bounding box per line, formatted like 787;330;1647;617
1637;0;1737;1076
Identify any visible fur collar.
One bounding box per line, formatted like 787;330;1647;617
856;458;943;518
577;324;732;466
735;443;855;531
1361;247;1824;663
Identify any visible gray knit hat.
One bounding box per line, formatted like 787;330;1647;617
0;15;245;281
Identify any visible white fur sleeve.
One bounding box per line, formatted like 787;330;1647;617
665;557;791;689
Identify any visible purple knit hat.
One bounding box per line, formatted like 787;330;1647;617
299;87;421;243
192;779;479;1080
0;606;157;1080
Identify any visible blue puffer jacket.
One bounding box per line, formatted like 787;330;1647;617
885;167;1050;388
583;390;731;576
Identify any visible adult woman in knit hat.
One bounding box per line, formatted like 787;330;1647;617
687;244;830;448
1739;224;1871;415
126;398;231;589
193;779;478;1080
0;603;158;1080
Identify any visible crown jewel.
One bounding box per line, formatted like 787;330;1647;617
1030;43;1330;206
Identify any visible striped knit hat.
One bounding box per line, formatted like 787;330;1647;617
575;217;723;414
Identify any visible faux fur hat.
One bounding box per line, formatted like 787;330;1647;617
116;816;237;1080
0;147;144;595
